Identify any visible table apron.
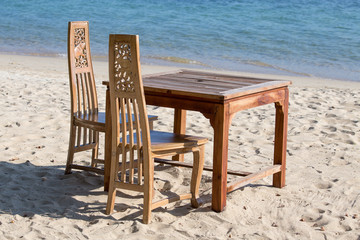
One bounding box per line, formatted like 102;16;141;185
145;93;219;115
228;87;287;114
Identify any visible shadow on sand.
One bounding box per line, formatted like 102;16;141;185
0;161;212;223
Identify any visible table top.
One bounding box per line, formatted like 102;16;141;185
143;70;291;102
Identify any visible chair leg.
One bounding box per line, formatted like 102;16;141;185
190;145;205;208
142;157;154;224
143;185;153;224
106;153;119;215
106;184;116;215
65;124;77;174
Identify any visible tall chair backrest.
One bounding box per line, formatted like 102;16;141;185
108;34;151;185
68;21;98;119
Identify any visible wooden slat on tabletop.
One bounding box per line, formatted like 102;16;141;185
221;81;292;100
180;70;273;84
144;78;231;92
178;72;269;85
144;75;249;90
150;74;250;87
145;74;248;88
146;75;249;90
144;80;226;91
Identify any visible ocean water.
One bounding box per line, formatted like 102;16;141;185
0;0;359;81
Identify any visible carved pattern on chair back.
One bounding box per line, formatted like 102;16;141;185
114;42;135;92
74;28;88;68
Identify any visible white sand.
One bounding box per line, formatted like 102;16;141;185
0;54;359;239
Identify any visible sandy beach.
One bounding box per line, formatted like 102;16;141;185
0;54;359;239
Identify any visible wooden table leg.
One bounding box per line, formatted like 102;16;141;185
211;104;230;212
104;87;111;191
273;88;289;188
172;108;186;162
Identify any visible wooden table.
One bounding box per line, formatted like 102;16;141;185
103;69;291;212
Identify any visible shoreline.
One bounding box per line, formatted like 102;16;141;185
1;53;360;90
1;52;360;86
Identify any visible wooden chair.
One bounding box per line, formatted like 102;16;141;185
106;34;208;224
65;21;157;175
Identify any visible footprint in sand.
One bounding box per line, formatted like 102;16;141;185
326;126;337;132
315;181;333;190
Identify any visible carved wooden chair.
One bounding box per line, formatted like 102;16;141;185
66;22;157;175
106;34;208;224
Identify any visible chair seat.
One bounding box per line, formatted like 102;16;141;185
74;112;106;131
74;112;158;132
150;131;208;151
124;130;208;152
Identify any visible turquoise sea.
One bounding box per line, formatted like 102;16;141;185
0;0;359;81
